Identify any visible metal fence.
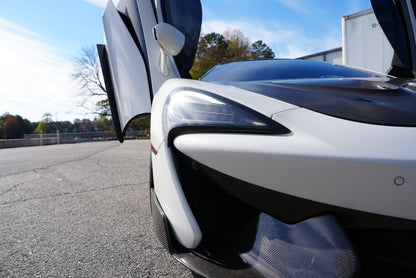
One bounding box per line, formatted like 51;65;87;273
0;131;149;149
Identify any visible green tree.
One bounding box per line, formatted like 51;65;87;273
17;116;34;135
224;29;250;62
34;121;53;134
98;115;114;132
96;99;111;117
0;113;33;139
2;114;20;139
190;29;275;79
190;32;229;79
129;117;150;131
77;118;93;132
250;40;275;59
31;121;39;132
36;112;56;133
55;121;74;133
73;118;81;132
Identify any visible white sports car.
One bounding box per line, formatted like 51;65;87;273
97;0;416;277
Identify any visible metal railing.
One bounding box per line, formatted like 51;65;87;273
0;130;149;149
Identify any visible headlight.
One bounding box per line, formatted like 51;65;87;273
163;88;290;138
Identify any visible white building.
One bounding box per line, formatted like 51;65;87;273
298;9;394;75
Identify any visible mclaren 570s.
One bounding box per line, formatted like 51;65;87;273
97;0;416;277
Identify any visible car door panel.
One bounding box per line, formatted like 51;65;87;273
101;0;152;136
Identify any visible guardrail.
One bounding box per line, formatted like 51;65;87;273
0;131;149;149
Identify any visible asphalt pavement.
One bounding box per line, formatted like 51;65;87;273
0;140;192;277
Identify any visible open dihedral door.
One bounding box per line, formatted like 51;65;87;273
372;0;416;77
97;0;202;142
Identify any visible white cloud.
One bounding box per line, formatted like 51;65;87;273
202;19;341;58
82;0;119;8
0;18;94;121
274;0;322;16
0;18;40;38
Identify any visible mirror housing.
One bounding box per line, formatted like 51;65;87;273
153;23;185;75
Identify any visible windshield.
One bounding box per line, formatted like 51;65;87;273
200;59;376;82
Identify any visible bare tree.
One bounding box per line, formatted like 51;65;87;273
72;45;108;115
42;112;53;124
223;29;250;62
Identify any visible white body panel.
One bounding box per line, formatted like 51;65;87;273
150;80;203;248
152;142;202;248
173;107;416;221
103;0;151;129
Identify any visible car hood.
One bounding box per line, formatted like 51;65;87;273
220;77;416;127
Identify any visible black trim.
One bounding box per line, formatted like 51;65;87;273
97;44;124;143
349;228;416;276
118;11;142;54
172;252;263;278
395;0;416;74
226;78;416;127
150;188;174;252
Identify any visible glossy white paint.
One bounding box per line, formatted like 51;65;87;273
103;0;151;131
152;141;202;249
174;108;416;221
154;23;185;76
154;23;185;56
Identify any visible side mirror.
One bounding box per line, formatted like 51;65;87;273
153;23;185;76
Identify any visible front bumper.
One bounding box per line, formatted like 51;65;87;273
151;106;416;276
153;140;416;277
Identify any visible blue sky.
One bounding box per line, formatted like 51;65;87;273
0;0;371;122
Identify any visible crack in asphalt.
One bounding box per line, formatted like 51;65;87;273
0;182;145;206
0;180;34;198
